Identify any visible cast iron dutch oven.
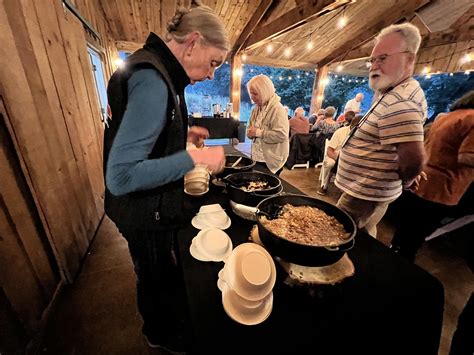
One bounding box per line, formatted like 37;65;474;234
218;154;256;178
223;171;283;207
256;194;356;266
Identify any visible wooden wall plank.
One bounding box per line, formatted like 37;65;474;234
0;101;57;298
54;0;105;219
160;0;176;37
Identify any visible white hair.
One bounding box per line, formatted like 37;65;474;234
247;74;276;104
375;23;422;54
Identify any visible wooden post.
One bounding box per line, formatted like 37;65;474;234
230;54;242;120
310;65;329;114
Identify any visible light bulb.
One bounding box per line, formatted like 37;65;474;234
114;59;124;68
267;44;273;53
337;17;347;29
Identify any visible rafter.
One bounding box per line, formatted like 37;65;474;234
245;55;315;70
231;0;273;54
318;0;431;67
243;0;351;51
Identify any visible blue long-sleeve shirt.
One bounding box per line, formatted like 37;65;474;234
106;69;194;196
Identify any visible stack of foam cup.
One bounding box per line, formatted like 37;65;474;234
217;243;276;325
184;165;210;196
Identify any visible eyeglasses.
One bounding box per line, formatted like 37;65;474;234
365;51;411;68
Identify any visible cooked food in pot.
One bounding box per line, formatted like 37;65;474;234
240;181;269;192
260;204;350;246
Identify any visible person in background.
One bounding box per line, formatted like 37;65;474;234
246;74;289;176
389;90;474;262
335;22;427;238
317;114;361;196
310;108;326;125
336;109;355;124
289;106;310;136
344;92;364;114
311;106;340;136
103;1;229;352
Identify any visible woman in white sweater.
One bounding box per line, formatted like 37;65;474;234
246;74;289;175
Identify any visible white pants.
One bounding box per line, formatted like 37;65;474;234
320;157;336;189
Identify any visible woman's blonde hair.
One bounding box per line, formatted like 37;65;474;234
247;74;276;104
165;0;230;51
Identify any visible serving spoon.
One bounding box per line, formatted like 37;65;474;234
230;157;243;168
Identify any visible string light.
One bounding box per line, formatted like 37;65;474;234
114;59;124;68
336;64;344;72
321;78;330;85
266;44;273;53
337;16;347;29
307;41;313;50
449;72;454;76
234;68;243;76
242;53;247;61
284;48;292;57
461;53;472;64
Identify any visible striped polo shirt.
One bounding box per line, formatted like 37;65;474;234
335;78;427;201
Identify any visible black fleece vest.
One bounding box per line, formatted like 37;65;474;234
104;37;188;231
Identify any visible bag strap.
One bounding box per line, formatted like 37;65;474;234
340;92;387;149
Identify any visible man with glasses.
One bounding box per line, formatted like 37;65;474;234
335;23;427;238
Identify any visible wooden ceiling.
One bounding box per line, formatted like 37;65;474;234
94;0;474;75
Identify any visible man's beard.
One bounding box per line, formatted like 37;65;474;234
369;67;407;91
369;71;392;91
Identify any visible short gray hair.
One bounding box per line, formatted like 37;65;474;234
324;106;336;117
247;75;276;104
375;23;422;54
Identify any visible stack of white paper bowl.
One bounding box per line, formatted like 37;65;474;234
191;204;231;230
217;243;276;325
189;227;233;262
184;165;210;196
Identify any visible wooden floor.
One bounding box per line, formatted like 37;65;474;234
39;164;473;355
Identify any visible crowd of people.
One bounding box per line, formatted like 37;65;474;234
102;0;473;351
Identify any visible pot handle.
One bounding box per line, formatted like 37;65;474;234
249;184;283;197
324;237;355;252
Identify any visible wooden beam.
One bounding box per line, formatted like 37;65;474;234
449;4;474;31
310;66;329;113
244;0;348;51
245;55;315;70
318;0;431;67
421;30;474;49
230;54;242;119
231;0;272;54
115;40;142;53
340;27;473;63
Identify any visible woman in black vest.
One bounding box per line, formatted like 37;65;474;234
103;1;229;352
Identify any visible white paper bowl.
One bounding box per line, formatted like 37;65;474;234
224;243;276;301
199;204;224;214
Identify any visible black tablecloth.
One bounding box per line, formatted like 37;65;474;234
177;153;444;355
189;116;244;141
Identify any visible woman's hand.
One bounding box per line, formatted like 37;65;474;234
187;126;209;148
187;146;225;175
247;126;258;139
